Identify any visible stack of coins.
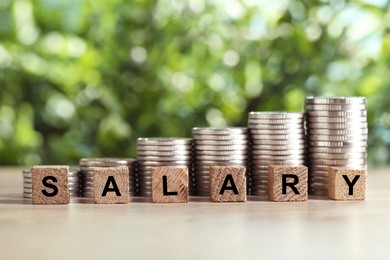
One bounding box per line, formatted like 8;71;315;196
137;138;194;197
248;112;306;196
22;169;81;198
79;158;136;198
305;97;368;196
193;127;249;196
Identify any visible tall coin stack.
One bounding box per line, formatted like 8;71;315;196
192;127;249;196
137;138;194;197
305;97;368;196
23;169;80;198
248;112;306;196
79;158;136;198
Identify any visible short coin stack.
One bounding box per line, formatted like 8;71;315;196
305;97;368;196
79;158;136;198
193;127;249;196
137;138;194;197
248;112;306;196
23;168;80;198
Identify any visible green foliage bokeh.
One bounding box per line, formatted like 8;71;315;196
0;0;389;166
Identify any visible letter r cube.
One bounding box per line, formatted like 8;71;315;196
268;165;308;202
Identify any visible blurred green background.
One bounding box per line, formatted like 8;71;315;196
0;0;389;166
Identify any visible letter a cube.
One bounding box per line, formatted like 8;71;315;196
93;166;130;204
31;165;70;205
328;167;367;200
209;166;246;202
268;165;308;202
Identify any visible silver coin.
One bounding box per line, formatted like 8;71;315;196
138;160;191;166
248;118;304;125
193;134;248;140
138;163;191;169
194;161;248;171
248;112;304;119
137;166;191;172
194;189;212;195
80;158;136;167
308;190;328;196
251;133;305;140
306;110;367;117
251;149;305;156
194;144;248;151
308;140;367;147
251;154;305;160
251;172;269;177
308;162;366;168
195;150;248;156
308;185;328;190
308;146;367;154
137;137;192;145
192;127;248;135
194;165;229;172
137;149;192;156
307;122;368;129
80;170;134;176
248;123;303;130
194;180;213;186
137;155;193;161
250;166;271;172
307;116;366;124
251;139;305;145
251;186;268;191
309;174;329;180
136;145;192;151
251;180;270;185
309;185;328;190
308;128;368;135
196;154;248;160
193;139;248;145
250;128;305;135
308;153;366;160
308;165;333;171
305;96;366;104
308;158;366;165
251;159;306;165
305;103;366;110
309;180;328;185
251;191;268;196
307;135;368;142
251;144;306;151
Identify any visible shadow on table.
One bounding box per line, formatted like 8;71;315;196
0;194;32;205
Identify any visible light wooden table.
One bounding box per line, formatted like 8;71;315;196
0;167;389;260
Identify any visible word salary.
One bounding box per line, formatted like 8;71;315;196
29;165;367;204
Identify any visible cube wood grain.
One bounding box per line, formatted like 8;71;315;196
31;165;70;205
151;166;189;203
328;167;367;200
93;166;130;204
209;166;246;202
268;165;308;202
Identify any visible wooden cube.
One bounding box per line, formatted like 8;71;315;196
268;165;308;202
328;167;367;200
32;165;70;205
93;166;130;204
209;166;246;202
151;166;189;203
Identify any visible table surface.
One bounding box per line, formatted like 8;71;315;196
0;167;389;260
